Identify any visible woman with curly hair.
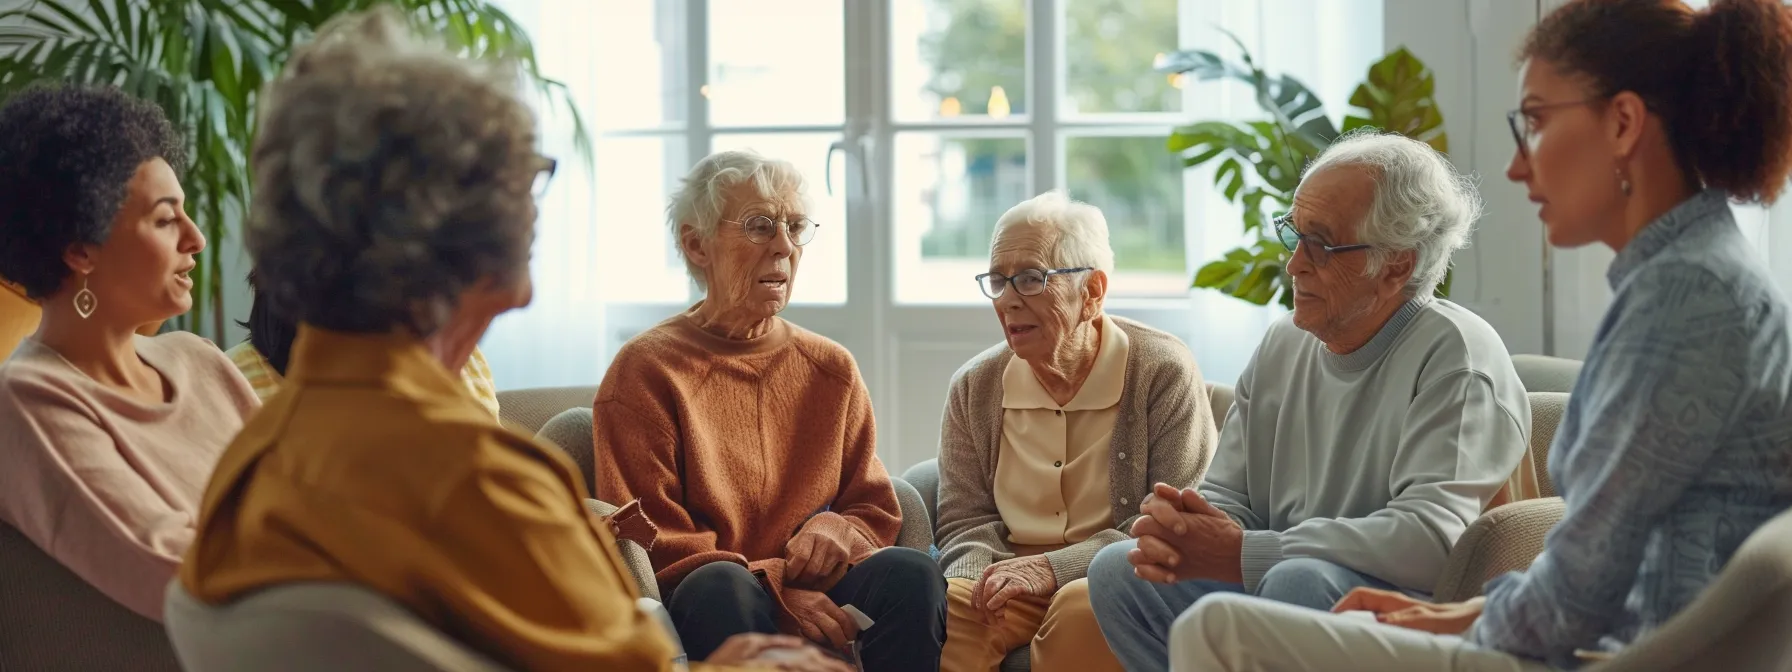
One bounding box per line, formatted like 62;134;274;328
179;7;846;671
0;84;261;621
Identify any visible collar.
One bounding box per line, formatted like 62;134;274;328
1321;295;1433;373
1608;188;1731;289
672;302;793;356
286;325;467;405
1002;314;1130;411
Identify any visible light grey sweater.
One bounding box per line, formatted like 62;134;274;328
935;316;1218;586
1205;296;1530;594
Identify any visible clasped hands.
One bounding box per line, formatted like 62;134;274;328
969;554;1058;624
1126;482;1245;584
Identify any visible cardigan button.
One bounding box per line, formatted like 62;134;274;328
1117;452;1127;460
1120;497;1129;505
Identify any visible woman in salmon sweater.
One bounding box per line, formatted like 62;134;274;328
594;149;948;671
0;84;260;623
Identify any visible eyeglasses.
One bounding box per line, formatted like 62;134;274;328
722;214;819;246
1506;98;1602;160
532;157;558;198
1275;214;1369;266
974;267;1093;300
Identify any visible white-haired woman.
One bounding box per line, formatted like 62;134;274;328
592;149;947;671
934;191;1217;672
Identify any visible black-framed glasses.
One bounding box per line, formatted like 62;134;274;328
1275;214;1369;266
532;157;558;198
1506;98;1603;160
722;214;819;246
974;267;1093;300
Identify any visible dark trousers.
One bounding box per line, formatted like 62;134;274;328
665;547;948;672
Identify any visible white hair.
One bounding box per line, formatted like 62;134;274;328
990;190;1116;273
1301;129;1482;297
665;149;808;290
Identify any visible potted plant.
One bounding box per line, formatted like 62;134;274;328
1160;35;1449;308
0;0;589;338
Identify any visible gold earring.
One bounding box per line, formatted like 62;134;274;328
74;273;97;319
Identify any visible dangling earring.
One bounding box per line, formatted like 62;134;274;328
1615;167;1633;196
73;273;97;319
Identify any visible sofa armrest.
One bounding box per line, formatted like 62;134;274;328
1431;497;1565;602
585;499;660;602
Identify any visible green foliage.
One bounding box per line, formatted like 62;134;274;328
0;0;588;338
1162;39;1450;308
916;0;1186;270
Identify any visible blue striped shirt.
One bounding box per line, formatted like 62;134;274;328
1469;189;1792;667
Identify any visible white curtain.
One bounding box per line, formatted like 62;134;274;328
477;0;610;390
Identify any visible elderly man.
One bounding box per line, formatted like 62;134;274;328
593;149;947;672
935;191;1216;672
1086;131;1531;671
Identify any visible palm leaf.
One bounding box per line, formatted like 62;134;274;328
3;0;592;339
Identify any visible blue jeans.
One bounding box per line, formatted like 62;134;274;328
1087;540;1416;672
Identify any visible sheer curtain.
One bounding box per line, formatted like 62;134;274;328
477;0;610;390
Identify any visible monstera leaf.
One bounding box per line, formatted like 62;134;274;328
1342;46;1448;153
1158;29;1339;160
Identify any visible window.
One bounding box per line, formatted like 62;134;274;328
486;0;1386;398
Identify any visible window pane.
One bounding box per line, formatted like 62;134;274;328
893;133;1029;304
595;136;692;303
1066;135;1188;296
891;0;1027;122
1064;0;1181;115
711;134;848;305
708;0;844;126
586;0;687;130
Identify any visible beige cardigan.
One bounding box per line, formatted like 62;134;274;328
935;315;1218;586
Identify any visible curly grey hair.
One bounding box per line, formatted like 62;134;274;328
1302;129;1482;297
245;5;542;335
666;149;807;291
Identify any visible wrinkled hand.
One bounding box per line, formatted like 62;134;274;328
1127;483;1243;584
602;499;658;550
707;633;852;671
785;529;852;588
1332;588;1483;635
971;555;1057;625
784;588;860;653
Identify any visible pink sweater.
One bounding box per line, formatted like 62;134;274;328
0;333;259;620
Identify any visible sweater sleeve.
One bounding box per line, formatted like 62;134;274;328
428;445;680;671
935;370;1017;581
1043;345;1217;586
0;379;187;621
1199;355;1265;530
796;374;901;570
1470;267;1746;663
591;395;753;593
1236;369;1525;593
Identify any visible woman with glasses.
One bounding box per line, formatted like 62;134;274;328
1156;1;1792;670
593;149;947;672
935;190;1216;672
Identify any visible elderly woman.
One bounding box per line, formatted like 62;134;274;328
934;191;1217;672
180;10;846;672
592;149;947;671
0;84;260;622
1161;1;1792;670
225;269;500;416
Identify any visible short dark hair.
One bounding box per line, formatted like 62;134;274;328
0;84;186;298
1522;0;1792;204
236;268;300;375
